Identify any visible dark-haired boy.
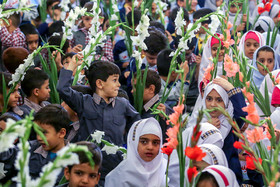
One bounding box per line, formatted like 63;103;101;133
132;69;174;141
20;69;50;114
0;104;70;183
157;48;189;107
19;23;39;53
57;54;140;183
58;141;102;187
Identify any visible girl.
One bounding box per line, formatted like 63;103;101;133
252;45;279;89
254;16;275;33
199;78;247;184
168;122;224;187
238;30;265;64
198;34;225;86
105;118;167;187
196;165;239;187
193;144;228;171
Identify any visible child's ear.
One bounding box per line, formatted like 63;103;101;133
95;79;104;90
148;85;155;94
58;128;67;138
33;88;40;97
64;167;70;180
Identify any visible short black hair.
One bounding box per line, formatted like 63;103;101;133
193;8;212;24
0;72;12;94
257;46;275;59
144;27;168;55
127;9;142;27
46;0;60;9
255;25;265;33
143;69;161;94
4;8;21;28
48;33;69;54
68;141;102;171
85;61;121;92
80;0;90;8
34;104;71;132
20;23;39;36
170;7;189;23
62;52;76;62
196;171;219;187
21;69;49;97
48;21;64;36
149;21;165;34
157;48;182;76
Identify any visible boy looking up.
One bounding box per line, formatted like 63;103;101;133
20;69;50;114
59;141;102;187
57;55;140;183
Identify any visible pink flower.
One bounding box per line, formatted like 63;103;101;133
164;126;179;149
246;127;266;143
203;63;214;85
224;54;240;77
223;30;235;49
227;21;233;30
167;103;184;126
239;72;244;82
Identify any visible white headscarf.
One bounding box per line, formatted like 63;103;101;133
271;107;280;130
262;32;280;50
199;144;228;167
198;35;224;86
105;118;167;187
199;165;239;187
238;30;265;63
199;82;234;140
268;3;280;19
252;45;279;89
254;16;275;32
168;122;224;187
204;0;228;11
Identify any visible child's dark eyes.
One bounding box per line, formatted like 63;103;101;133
206;96;212;101
75;171;83;176
89;173;98;179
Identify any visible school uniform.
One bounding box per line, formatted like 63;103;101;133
57;68;141;183
19;98;50;114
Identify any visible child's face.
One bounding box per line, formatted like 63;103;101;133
244;39;259;59
205;89;225;118
47;2;59;17
82;16;93;30
211;44;224;62
256;51;274;76
99;74;120;98
37;79;50;102
26;34;39;53
36;123;66;153
144;52;158;67
53;9;62;21
137;134;160;162
229;3;242;13
8;85;20;108
64;163;100;187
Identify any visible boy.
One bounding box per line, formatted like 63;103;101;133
20;69;50;114
59;141;102;187
0;9;26;50
0;104;70;182
57;55;140;183
157;48;189;107
70;2;113;63
2;47;29;73
132;69;174;142
62;85;93;142
19;23;40;53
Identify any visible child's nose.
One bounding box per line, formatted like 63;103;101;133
81;175;89;184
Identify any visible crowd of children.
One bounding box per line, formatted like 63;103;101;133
1;0;280;186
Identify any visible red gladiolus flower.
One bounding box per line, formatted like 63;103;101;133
185;145;206;161
258;3;272;15
191;131;202;143
187;166;198;182
246;156;262;170
233;141;245;149
161;146;174;156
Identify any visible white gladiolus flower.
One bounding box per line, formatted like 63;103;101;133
111;14;119;21
122;153;127;160
134;0;139;7
112;4;119;12
91;130;105;143
209;15;220;34
132;51;143;69
102;145;119;155
174;8;186;36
